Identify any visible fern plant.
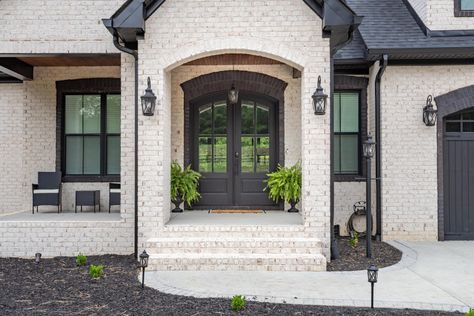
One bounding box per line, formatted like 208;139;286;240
171;161;201;212
264;163;302;212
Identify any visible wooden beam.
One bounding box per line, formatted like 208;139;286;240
0;58;33;81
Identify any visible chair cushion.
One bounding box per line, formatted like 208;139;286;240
110;189;121;194
33;189;59;194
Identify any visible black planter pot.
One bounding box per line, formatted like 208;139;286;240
171;196;183;213
287;200;299;213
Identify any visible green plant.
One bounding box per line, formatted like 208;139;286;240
466;309;474;316
230;295;246;312
171;161;202;206
349;231;359;248
264;163;302;204
76;254;87;266
89;265;104;279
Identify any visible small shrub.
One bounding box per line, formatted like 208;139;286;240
76;254;87;266
230;295;246;312
89;265;104;279
466;309;474;316
349;231;359;248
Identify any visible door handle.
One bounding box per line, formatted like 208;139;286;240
235;152;240;159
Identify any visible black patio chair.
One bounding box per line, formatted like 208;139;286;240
32;172;62;214
109;182;121;213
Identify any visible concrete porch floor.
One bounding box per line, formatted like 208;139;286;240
166;210;303;226
145;241;474;313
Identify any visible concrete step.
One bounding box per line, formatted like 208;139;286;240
148;253;326;272
146;237;323;254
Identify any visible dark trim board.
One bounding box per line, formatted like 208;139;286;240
435;85;474;241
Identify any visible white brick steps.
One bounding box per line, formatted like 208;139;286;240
159;225;315;238
146;237;323;254
148;253;326;272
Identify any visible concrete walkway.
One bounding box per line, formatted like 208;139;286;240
145;241;473;313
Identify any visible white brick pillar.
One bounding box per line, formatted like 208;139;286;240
300;65;331;258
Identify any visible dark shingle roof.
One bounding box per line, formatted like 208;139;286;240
334;29;367;61
336;0;474;61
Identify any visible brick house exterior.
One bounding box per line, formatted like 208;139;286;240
0;0;473;271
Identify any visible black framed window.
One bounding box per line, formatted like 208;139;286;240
333;91;361;175
63;93;120;178
455;0;474;16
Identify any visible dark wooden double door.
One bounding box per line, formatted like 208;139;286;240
191;92;279;209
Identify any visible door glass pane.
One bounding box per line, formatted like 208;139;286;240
213;101;227;135
241;136;254;173
82;95;101;134
256;137;270;172
446;122;461;132
107;95;121;133
334;135;341;173
107;136;120;175
334;93;341;133
241;101;254;134
340;135;358;173
199;137;212;172
83;136;100;174
256;103;269;134
461;0;474;10
66;136;83;174
340;93;359;133
214;137;227;172
463;122;474;132
65;95;83;134
199;104;212;135
462;110;474;120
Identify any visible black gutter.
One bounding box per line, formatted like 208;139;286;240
112;32;139;258
330;55;340;260
375;54;388;241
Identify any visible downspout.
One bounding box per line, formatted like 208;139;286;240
113;33;139;258
375;54;388;241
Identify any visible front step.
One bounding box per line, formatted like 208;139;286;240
148;253;326;271
146;237;323;254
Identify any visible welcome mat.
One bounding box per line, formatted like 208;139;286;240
209;209;265;214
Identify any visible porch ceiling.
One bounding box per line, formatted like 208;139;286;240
16;54;121;67
184;54;284;66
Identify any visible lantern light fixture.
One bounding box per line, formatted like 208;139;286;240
423;95;437;126
228;65;239;105
367;264;379;309
141;77;157;116
139;250;149;289
363;134;376;159
312;75;328;115
35;252;42;265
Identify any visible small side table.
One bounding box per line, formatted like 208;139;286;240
75;190;100;213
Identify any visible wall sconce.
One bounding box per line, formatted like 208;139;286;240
423;95;437;126
312;75;328;115
141;77;157;116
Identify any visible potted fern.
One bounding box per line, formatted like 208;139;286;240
264;163;302;213
170;161;202;213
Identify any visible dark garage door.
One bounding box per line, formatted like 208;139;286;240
444;109;474;240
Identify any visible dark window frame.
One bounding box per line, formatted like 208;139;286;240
334;75;368;182
454;0;474;17
56;78;121;182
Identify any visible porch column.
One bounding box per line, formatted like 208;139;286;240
301;64;331;258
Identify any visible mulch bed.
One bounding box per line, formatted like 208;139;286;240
327;237;403;272
0;255;459;316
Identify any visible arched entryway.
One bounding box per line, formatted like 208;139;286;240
436;86;474;240
181;71;288;209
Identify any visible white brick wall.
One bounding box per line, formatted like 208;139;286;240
0;0;122;54
427;0;474;30
381;65;474;240
127;0;331;257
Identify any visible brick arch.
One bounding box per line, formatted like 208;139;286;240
435;85;474;240
162;36;307;72
181;70;288;167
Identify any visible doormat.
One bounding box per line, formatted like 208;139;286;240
209;209;265;214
